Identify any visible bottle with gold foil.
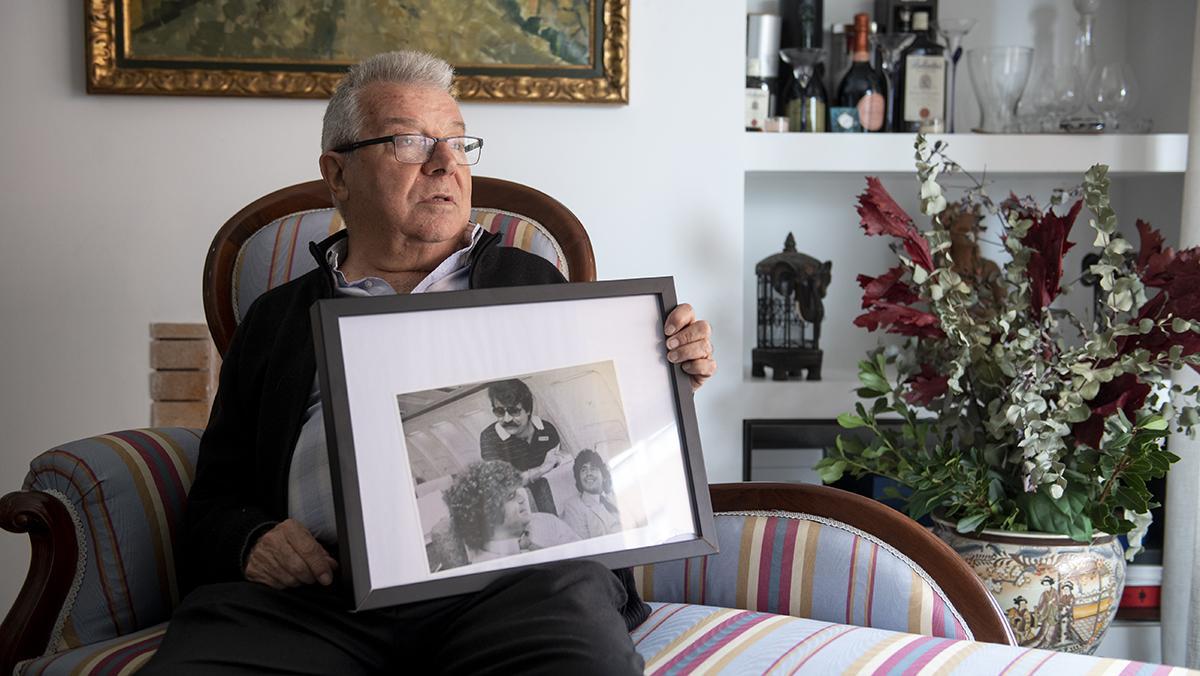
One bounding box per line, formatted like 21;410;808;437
833;13;887;132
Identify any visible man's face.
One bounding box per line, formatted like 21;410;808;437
578;461;605;494
499;486;532;533
334;82;473;244
492;399;531;438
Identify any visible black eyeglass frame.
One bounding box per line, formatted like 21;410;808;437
491;405;527;418
330;134;485;165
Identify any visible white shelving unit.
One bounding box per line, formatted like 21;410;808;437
739;1;1196;662
745;133;1189;175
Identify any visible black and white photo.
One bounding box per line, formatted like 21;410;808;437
312;278;716;609
398;362;648;573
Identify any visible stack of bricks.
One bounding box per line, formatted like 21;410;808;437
150;323;220;429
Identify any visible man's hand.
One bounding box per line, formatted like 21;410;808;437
244;519;338;589
664;303;716;391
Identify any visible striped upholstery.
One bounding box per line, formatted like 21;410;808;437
21;429;202;653
232;207;569;322
632;512;970;640
15;624;166;676
631;603;1198;675
21;605;1196;676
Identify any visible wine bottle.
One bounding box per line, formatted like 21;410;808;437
832;13;887;133
894;10;946;132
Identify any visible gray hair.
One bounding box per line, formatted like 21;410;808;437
321;51;455;152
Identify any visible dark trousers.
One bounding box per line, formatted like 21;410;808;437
141;560;643;675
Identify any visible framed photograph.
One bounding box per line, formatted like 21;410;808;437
85;0;628;102
311;278;715;610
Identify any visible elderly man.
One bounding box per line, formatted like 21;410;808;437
142;50;714;675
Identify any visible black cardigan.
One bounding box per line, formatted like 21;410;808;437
183;229;649;628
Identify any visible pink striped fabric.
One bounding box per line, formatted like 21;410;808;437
232;207;568;323
632;513;971;640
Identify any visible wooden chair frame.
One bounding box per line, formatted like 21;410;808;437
202;176;597;355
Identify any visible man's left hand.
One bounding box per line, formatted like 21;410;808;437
664;303;715;391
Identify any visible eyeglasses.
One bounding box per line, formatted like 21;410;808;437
493;405;525;418
331;134;484;166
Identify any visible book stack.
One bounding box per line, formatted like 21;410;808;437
149;323;219;429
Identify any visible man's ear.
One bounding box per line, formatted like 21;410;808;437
319;151;350;203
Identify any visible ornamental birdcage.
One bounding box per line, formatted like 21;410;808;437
752;233;831;381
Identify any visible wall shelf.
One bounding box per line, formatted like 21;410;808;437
745;133;1188;176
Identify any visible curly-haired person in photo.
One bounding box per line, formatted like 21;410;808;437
560;448;623;539
444;459;580;563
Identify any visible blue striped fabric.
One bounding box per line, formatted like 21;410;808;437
232;207;566;323
22;429;202;651
632;513;972;640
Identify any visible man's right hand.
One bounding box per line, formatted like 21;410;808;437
244;519;338;589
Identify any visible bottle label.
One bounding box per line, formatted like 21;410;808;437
831;106;861;133
903;55;946;124
857;93;885;131
745;88;770;130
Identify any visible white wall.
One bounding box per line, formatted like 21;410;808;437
0;1;745;616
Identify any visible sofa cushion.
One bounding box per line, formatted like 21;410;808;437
15;623;165;676
21;604;1191;676
22;429;201;653
632;512;970;640
231;207;569;323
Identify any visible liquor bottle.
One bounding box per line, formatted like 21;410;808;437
894;10;946;132
780;48;829;132
776;0;823;117
746;58;773;131
746;14;781;131
832;13;887;133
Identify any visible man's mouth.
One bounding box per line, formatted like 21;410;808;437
423;194;454;204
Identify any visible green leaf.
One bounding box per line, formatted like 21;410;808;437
859;372;890;395
956;512;988;533
837;413;868;429
1173;317;1191;333
1139;416;1169;431
817;460;847;484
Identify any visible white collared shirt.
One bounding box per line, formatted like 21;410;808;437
287;225;482;545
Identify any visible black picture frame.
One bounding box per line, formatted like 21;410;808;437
311;277;716;610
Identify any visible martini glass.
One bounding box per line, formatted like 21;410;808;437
937;18;977;133
871;33;915;132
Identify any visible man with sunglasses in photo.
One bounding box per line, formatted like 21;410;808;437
480;378;572;515
142;49;715;676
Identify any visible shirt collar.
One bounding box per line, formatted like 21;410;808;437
325;223;483;296
493;414;545;441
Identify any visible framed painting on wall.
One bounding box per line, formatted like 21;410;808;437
310;277;715;609
85;0;629;102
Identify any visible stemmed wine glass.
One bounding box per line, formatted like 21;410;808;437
871;33;915;132
1087;62;1139;132
937;18;977;133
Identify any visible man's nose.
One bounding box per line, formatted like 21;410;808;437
422;140;457;175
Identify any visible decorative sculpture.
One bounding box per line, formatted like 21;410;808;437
752;233;831;381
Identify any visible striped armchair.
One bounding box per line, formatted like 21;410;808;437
2;178;1014;675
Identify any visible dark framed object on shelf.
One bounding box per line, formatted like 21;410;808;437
312;277;716;610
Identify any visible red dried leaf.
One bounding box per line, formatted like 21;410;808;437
853;302;945;339
857;177;934;271
1072;373;1151;448
1020;200;1081;319
857;266;920;309
903;364;950;406
1136;219;1172;287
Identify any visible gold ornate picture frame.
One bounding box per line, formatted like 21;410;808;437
85;0;628;103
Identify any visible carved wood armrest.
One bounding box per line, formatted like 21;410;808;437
0;490;78;675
